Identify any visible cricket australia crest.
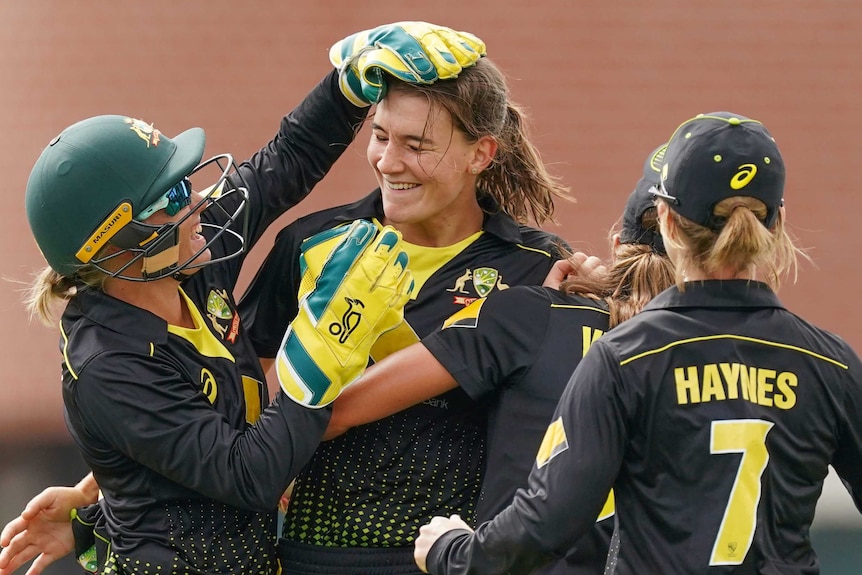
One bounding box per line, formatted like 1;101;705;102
472;267;500;297
206;289;241;343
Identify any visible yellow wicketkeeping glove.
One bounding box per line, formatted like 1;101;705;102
276;220;414;407
330;21;486;107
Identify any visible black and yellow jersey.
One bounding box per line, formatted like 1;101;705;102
422;285;614;574
60;71;366;575
238;191;566;570
427;280;862;575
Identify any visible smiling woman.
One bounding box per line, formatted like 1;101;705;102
368;90;493;245
3;3;862;575
0;21;483;575
13;93;359;572
23;118;247;286
237;55;574;575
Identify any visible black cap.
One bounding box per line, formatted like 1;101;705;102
619;144;666;255
651;112;784;231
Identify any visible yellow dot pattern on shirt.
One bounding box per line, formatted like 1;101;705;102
101;499;278;574
284;411;484;546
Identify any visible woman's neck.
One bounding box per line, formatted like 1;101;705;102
383;205;484;248
683;265;756;282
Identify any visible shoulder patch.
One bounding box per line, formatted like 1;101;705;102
441;297;487;330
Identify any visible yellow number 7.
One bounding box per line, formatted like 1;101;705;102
709;419;774;566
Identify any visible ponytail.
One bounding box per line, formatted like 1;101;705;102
23;265;107;326
561;243;675;328
662;196;807;290
388;58;571;227
480;102;570;225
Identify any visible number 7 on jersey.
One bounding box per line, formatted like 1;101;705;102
709;419;775;566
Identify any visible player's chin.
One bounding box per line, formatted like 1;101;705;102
380;200;417;227
183;247;212;271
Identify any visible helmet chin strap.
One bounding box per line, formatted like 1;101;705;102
140;243;180;279
110;220;182;280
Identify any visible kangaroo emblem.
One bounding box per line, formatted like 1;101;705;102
447;269;472;293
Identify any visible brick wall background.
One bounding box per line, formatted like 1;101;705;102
1;2;860;572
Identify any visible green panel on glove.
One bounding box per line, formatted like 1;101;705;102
330;21;486;106
276;220;414;407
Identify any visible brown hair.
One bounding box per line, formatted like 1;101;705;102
386;58;572;226
560;206;675;327
660;196;806;290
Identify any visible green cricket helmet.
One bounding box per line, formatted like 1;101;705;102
25;115;248;280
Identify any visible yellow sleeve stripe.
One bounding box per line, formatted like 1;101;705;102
514;243;553;258
620;334;848;369
550;303;610;316
60;320;79;380
61;321;161;379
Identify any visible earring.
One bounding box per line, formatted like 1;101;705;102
470;167;479;175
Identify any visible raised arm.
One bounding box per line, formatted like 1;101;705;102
328;285;559;440
325;342;458;440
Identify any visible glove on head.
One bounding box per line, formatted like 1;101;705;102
330;21;486;106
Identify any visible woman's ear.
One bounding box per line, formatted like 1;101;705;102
469;135;498;174
656;200;674;239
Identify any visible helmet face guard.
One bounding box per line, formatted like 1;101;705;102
91;153;249;281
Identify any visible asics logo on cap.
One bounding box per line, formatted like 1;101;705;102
730;164;757;190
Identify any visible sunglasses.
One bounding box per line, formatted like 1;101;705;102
136;178;193;221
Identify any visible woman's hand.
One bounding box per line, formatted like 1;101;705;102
0;475;98;575
543;252;607;289
414;514;473;573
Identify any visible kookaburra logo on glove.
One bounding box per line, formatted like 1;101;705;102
330;297;365;344
276;220;415;408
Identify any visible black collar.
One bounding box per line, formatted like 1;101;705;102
643;280;786;312
68;288;169;343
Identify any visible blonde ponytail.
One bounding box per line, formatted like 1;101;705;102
663;196;808;290
23;265;108;326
